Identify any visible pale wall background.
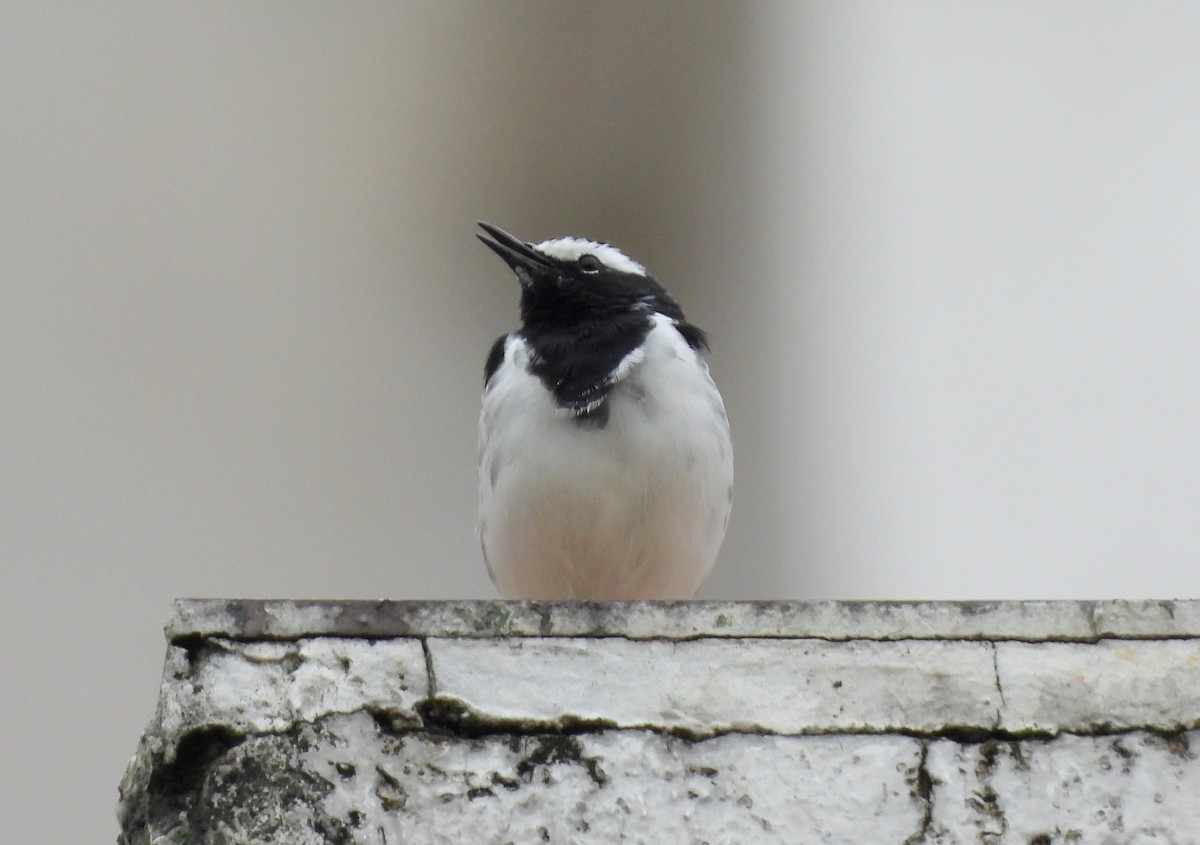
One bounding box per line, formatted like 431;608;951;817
1;3;1197;841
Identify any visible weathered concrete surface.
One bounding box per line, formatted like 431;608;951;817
925;733;1200;842
299;714;925;844
155;638;427;760
997;640;1200;734
430;637;1001;735
166;597;1200;641
119;600;1200;844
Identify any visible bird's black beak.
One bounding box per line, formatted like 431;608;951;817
477;222;557;282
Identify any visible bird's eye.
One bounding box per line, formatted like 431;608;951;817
578;255;602;274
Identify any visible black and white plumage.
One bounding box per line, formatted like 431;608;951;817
476;222;732;599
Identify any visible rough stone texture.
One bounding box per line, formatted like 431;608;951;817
166;598;1200;642
156;638;427;760
925;733;1200;842
296;713;924;844
120;600;1200;844
430;637;1001;735
997;640;1200;735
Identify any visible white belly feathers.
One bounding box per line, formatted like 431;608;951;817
478;313;733;599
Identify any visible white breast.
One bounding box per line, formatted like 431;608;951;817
478;314;733;599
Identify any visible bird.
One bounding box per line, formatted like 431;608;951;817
475;221;732;600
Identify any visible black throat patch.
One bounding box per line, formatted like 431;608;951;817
523;311;653;416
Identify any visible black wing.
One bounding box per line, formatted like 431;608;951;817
483;335;509;388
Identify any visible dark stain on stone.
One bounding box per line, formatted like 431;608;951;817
368;707;410;738
491;771;521;791
967;784;1006;837
557;715;620;734
417;695;620;740
515;736;608;788
1008;741;1030;771
178;732;349;845
967;745;1011;835
976;739;1002;778
225;599;259;638
958;601;1002;617
315;813;353;845
417;698;494;737
171;634;209;675
663;724;711;742
1162;731;1192;759
375;766;407;812
902;742;934;845
157;726;244;804
1109;738;1136;774
920;724;1005;743
334;762;356;780
1028;835;1052;845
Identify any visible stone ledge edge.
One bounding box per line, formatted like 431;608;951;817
166;598;1200;643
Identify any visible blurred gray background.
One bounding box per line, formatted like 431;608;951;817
2;2;1198;841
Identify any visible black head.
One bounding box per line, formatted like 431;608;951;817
476;221;687;329
476;222;708;414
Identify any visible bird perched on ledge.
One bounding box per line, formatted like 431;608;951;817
476;222;732;600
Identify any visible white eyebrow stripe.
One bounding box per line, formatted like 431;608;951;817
534;237;647;276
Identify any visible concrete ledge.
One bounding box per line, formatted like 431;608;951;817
166;597;1200;641
120;600;1200;844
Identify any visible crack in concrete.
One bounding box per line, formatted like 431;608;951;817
420;637;437;700
991;642;1007;730
971;741;1009;841
902;741;934;845
401;695;1197;745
